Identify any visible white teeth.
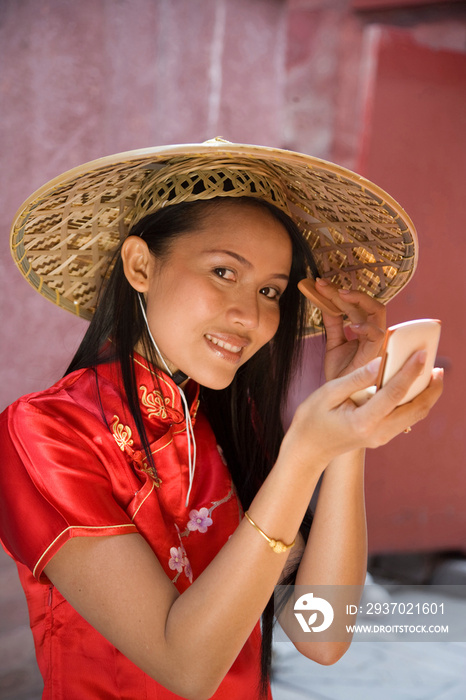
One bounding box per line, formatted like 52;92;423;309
205;334;242;353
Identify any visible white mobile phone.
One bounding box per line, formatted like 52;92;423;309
350;319;441;406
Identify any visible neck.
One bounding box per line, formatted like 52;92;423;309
134;341;189;387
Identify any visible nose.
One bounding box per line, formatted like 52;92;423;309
227;290;260;330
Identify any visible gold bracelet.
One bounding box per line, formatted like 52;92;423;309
244;511;295;554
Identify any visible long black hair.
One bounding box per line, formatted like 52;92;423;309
66;196;318;694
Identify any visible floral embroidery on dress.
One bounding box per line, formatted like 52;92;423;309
183;558;193;582
169;486;236;585
111;415;133;451
168;546;186;574
139;385;172;420
169;536;193;583
187;507;213;533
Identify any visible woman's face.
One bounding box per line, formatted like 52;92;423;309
142;201;292;390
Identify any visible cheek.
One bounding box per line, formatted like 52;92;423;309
183;280;223;321
261;305;281;343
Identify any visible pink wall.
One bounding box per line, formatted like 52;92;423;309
1;0;465;551
1;0;289;408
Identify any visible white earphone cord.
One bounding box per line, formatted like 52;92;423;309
138;295;196;507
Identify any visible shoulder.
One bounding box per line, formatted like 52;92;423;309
0;365;139;581
0;366;120;451
3;364;117;422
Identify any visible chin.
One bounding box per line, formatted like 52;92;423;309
190;369;237;391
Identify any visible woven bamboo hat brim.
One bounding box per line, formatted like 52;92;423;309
10;137;417;335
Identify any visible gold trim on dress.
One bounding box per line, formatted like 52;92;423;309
131;483;156;520
33;523;136;578
132;357;177;406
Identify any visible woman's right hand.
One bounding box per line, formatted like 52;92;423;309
281;351;443;473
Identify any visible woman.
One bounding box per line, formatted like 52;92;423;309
0;140;442;699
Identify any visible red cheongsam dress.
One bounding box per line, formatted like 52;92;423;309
0;354;272;699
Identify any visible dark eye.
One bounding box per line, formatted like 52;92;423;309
260;286;280;300
213;268;235;281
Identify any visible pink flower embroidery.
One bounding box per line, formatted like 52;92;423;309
184;558;193;583
187;507;213;534
168;546;185;573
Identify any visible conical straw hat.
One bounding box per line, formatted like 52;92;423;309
10;138;417;335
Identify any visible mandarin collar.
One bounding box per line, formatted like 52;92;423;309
97;352;200;425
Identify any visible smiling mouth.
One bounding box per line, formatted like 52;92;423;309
205;334;243;354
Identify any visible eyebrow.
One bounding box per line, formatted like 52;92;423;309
202;249;290;281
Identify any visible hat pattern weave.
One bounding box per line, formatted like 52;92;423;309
11;141;417;334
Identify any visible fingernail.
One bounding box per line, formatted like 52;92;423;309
316;277;328;286
337;288;351;295
367;356;382;373
350;323;361;329
433;367;444;379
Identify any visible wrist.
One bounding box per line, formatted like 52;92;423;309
327;447;365;471
277;424;328;480
322;449;366;491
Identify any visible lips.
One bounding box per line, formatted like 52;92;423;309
204;333;249;363
205;334;244;353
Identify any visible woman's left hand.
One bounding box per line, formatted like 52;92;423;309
314;278;386;381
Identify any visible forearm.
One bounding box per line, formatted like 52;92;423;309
281;449;367;664
296;448;367;587
168;444;366;681
164;448;326;692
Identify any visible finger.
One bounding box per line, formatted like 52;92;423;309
366;367;444;444
298;278;348;347
347;322;385;363
297;279;342;317
322;309;349;349
316;279;385;327
397;367;444;427
323;356;382;407
324;318;384;361
337;288;386;323
363;350;428;416
314;278;346;313
348;322;384;341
